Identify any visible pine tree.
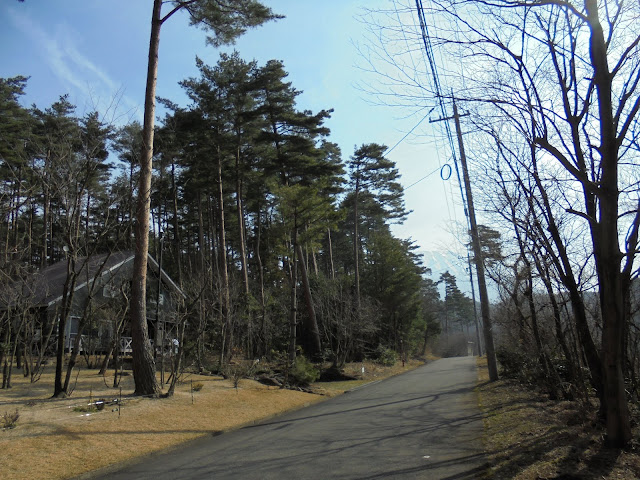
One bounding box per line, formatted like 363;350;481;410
0;76;33;265
346;143;406;321
131;0;279;397
111;122;142;249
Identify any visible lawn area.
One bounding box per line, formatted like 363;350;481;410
476;357;640;479
0;358;423;480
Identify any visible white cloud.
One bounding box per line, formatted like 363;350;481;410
61;30;118;93
7;6;140;123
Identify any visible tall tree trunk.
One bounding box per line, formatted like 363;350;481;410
529;163;604;402
583;0;632;447
128;162;135;248
313;251;319;277
327;228;335;280
255;207;267;356
235;148;250;297
195;193;207;372
3;202;11;264
216;147;231;368
235;149;251;354
534;252;578;386
197;193;206;275
523;263;562;399
353;182;361;312
53;256;77;397
11;168;22;253
596;139;632;446
85;192;91;247
130;0;163;397
42;161;50;267
207;194;218;290
171;162;182;287
28;201;34;265
288;235;298;365
1;325;11;389
296;243;322;358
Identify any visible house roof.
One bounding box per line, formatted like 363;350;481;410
4;251;184;309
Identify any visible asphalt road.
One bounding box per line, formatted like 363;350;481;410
88;356;486;480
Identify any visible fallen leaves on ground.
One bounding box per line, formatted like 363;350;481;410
476;357;640;480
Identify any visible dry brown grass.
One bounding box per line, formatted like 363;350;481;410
476;357;640;479
0;358;424;479
0;367;320;480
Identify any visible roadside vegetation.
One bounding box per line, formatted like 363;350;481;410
477;358;640;479
361;0;640;449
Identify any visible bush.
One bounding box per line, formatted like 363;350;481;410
496;345;539;384
2;409;19;429
191;382;204;392
373;345;398;367
224;360;258;390
73;404;99;413
289;355;320;386
496;346;525;377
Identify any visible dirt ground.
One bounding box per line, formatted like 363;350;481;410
0;358;423;480
476;357;640;479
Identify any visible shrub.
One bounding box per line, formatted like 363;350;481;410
224;361;258;390
289;355;320;386
73;405;97;413
373;345;398;367
496;346;525;377
2;409;19;429
191;382;204;392
496;345;540;384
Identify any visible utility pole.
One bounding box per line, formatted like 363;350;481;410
431;98;499;381
467;252;483;357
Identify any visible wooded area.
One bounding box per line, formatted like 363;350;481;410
0;0;474;413
0;62;453;392
357;0;640;448
5;0;640;454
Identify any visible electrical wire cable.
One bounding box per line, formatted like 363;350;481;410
414;0;471;227
384;108;433;156
404;164;444;190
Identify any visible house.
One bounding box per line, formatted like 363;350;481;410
18;250;184;355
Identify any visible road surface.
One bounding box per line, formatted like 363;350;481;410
88;356;486;479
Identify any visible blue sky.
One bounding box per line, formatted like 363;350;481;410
1;0;469;268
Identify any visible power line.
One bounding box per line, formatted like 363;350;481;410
384;108;433;156
414;0;468;219
405;164;444;190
